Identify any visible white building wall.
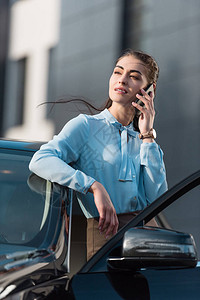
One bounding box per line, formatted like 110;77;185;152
5;0;61;141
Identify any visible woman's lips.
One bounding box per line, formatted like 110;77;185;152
114;87;128;94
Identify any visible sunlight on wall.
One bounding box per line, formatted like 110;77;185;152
6;0;61;141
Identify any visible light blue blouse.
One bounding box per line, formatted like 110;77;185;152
29;109;167;218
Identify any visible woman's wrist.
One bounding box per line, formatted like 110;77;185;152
139;128;156;142
88;181;101;193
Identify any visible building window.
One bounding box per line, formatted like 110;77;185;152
15;57;26;126
3;57;26;132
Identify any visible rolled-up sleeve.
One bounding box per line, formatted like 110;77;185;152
29;114;95;194
140;142;168;205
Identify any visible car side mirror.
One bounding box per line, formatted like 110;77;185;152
107;226;198;270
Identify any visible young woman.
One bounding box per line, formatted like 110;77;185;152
29;49;168;259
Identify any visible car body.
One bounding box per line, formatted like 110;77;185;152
0;139;199;299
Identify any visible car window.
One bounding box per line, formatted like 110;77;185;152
154;185;200;259
0;150;66;248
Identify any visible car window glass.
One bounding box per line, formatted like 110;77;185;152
0;151;65;248
154;185;200;259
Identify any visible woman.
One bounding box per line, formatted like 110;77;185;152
29;49;168;259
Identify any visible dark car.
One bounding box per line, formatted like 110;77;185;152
0;139;199;299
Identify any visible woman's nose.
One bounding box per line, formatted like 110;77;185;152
119;74;127;84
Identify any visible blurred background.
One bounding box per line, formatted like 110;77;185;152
0;0;200;191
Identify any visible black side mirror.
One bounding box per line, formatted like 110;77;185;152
107;227;197;270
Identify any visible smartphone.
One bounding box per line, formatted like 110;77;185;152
135;83;154;116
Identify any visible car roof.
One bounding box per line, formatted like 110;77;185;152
0;138;44;152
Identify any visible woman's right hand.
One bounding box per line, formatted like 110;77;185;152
88;181;119;239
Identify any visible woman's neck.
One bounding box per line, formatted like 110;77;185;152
108;104;134;126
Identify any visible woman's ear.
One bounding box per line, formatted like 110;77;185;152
153;83;157;94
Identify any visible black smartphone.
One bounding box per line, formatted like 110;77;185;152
135;83;154;116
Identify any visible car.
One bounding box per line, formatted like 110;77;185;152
0;138;200;299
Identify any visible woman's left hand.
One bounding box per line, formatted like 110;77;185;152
132;88;155;134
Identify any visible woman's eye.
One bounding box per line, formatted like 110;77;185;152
114;71;121;75
130;75;139;80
